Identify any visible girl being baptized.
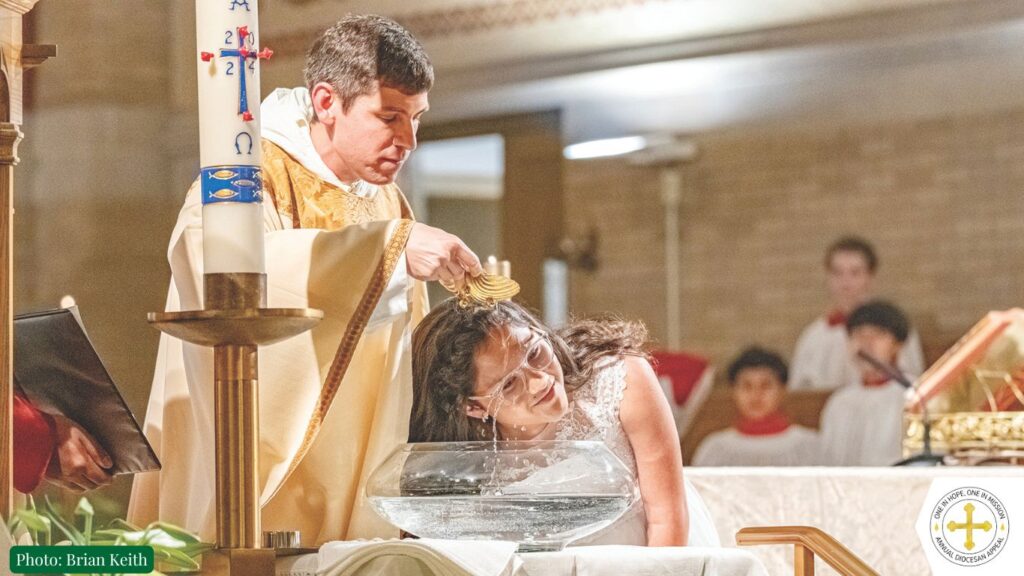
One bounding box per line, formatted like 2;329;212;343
410;298;718;547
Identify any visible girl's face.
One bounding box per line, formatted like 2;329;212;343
467;324;569;436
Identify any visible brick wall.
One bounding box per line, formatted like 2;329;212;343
565;108;1024;373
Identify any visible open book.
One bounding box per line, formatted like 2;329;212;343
913;308;1024;414
13;306;160;475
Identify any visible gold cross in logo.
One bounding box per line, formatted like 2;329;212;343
947;503;993;551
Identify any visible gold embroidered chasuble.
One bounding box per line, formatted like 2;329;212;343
262;139;408;229
129;139;428;545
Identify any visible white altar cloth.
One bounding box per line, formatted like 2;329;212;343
318;539;518;576
687;466;1024;576
516;546;767;576
274;544;768;576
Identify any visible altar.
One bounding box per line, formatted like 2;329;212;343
268;466;1023;576
688;466;1024;575
275;542;769;576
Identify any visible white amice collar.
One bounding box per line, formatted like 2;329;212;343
260;87;378;198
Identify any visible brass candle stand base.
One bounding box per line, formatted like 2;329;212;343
148;273;322;576
199;548;277;576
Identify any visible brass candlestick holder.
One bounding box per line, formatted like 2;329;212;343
148;272;322;575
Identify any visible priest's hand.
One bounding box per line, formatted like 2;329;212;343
45;414;114;492
406;223;483;287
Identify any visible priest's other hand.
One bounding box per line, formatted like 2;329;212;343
45;414;113;492
406;222;483;286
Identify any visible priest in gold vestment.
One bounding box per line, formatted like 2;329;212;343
128;15;482;545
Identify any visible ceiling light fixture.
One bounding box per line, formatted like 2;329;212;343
562;136;647;160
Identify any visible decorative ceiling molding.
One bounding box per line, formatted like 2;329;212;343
0;0;40;15
399;0;671;39
436;0;1024;92
264;0;671;59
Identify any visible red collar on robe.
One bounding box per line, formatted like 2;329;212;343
826;309;847;327
735;411;791;436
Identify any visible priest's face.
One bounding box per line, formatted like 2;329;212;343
311;81;429;185
732;367;785;421
468;325;569;438
849;325;903;381
827;250;874;312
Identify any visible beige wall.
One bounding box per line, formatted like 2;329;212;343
18;0;183;419
566;107;1024;372
15;1;185;510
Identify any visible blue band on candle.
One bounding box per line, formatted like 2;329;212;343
201;166;262;204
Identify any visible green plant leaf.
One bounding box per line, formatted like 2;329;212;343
115;529;148;546
139;530;190;550
9;498;212;574
74;497;95;518
90;529;127;540
153;547;201;570
146;522;202;544
7;515;22;537
42;497;86;546
15;509;50;534
109;518;141;532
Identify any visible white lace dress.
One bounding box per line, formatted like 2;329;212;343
555;358;721;547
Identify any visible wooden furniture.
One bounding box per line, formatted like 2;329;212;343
0;0;53;519
682;388;834;464
737;526;879;576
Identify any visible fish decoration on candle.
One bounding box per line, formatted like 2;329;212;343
197;22;272;206
200;165;262;204
196;0;270;274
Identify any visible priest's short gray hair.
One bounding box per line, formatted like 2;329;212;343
304;14;434;113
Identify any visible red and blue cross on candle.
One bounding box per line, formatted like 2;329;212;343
201;26;272;122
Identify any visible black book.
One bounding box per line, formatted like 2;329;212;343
13;307;160;475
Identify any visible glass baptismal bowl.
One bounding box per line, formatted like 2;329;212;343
365;440;639;551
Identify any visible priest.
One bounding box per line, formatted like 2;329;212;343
128;15;481;545
790;236;924;390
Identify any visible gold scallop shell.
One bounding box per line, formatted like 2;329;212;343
446;273;520;308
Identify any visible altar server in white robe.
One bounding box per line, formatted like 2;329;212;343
128;15;483;545
818;301;912;466
693;347;819;467
790;236;924;390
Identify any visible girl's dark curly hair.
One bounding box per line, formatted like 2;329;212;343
409;298;648;442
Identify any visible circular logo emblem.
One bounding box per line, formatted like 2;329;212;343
930;486;1009;567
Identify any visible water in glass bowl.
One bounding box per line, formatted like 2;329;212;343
365;440;639;551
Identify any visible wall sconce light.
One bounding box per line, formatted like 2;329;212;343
557;227;599;272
